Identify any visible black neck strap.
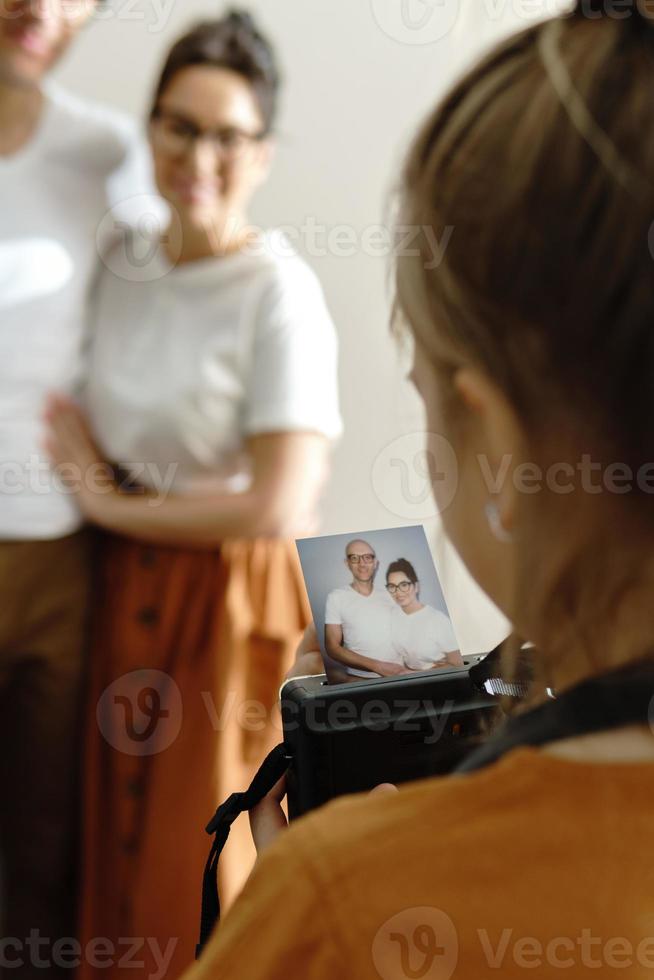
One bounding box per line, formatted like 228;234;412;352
196;743;292;959
457;654;654;773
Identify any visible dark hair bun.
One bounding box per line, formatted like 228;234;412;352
221;8;279;85
386;558;418;584
224;9;258;33
153;7;281;133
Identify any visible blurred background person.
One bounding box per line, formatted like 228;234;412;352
46;10;341;978
386;558;463;670
0;0;151;973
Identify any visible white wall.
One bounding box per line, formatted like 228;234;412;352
55;0;564;651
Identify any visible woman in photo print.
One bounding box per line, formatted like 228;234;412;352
386;558;463;671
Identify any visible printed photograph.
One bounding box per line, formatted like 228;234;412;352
296;525;463;684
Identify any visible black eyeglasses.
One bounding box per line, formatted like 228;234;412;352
386;581;413;594
150;108;266;161
347;554;376;564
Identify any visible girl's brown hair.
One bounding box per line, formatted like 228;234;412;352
396;2;654;686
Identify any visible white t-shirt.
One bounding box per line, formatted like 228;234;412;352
391;603;459;671
324;585;399;677
0;82;154;539
85;229;342;494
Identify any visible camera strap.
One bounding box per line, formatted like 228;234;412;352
196;655;654;958
196;742;293;959
456;654;654;773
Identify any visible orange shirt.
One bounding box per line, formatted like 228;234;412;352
188;747;654;979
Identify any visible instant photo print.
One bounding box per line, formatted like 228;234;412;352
283;526;506;817
296;524;462;683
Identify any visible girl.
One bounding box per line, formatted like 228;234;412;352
183;4;654;978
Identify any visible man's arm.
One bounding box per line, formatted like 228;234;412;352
426;650;464;669
324;624;408;677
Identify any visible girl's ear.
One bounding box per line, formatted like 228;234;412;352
452;366;522;534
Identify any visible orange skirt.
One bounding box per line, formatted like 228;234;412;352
78;534;311;980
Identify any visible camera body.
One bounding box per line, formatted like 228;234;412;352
281;655;502;819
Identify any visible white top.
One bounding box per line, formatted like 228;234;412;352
391;603;459;670
85;229;342;495
0;82;154;540
324;585;400;678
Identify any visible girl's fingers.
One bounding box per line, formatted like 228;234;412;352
370;783;399;797
249;776;288;854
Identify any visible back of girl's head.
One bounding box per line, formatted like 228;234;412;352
396;1;654;661
387;559;418;584
151;8;280;133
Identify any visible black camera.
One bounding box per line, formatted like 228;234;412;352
281;649;517;819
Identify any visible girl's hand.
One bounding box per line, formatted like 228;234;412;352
250;625;399;855
250;778;398;856
285;623;324;681
249;774;289;855
43;393;115;518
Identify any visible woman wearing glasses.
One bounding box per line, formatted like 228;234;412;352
45;9;341;978
386;558;463;671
